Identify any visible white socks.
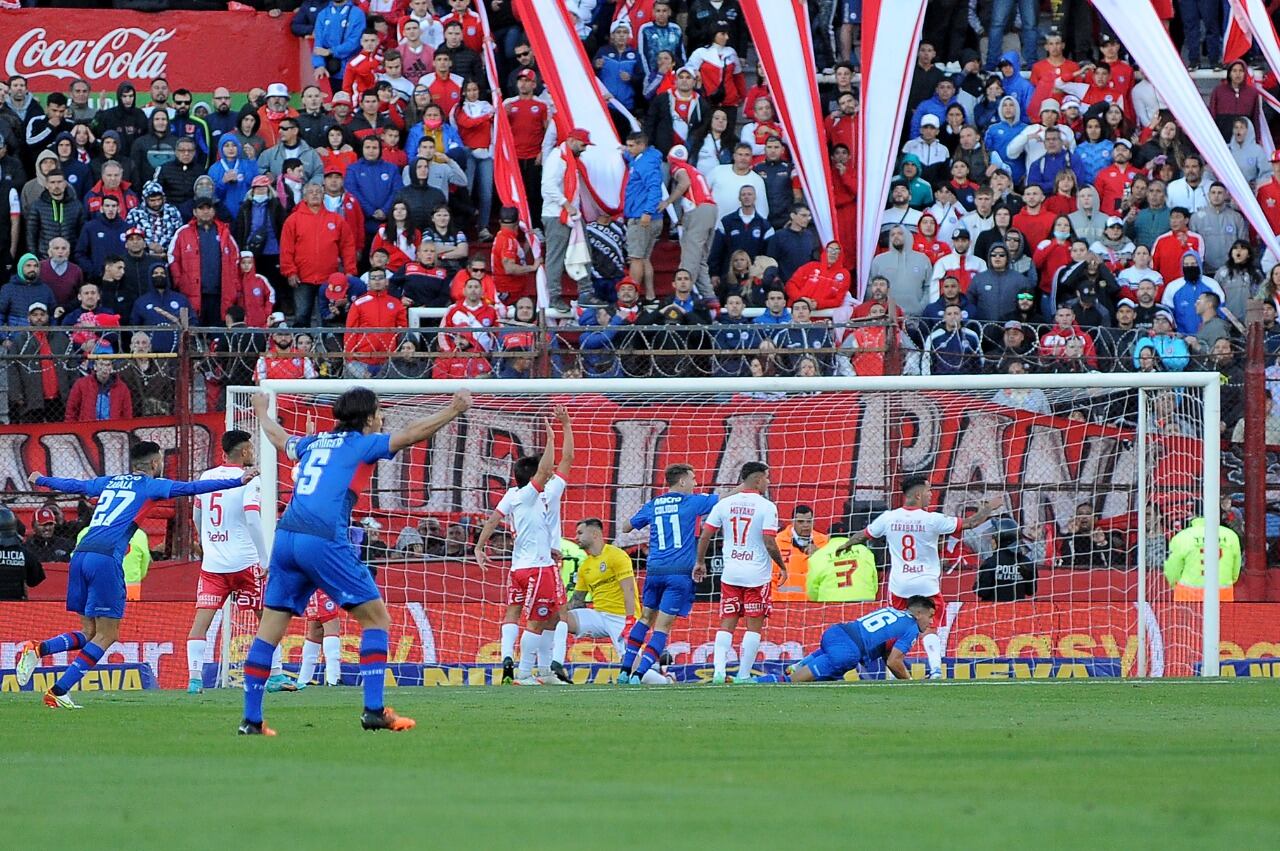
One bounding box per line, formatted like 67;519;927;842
738;631;761;680
270;644;283;677
517;630;540;677
539;629;556;671
298;640;321;685
923;633;943;677
552;621;569;665
500;622;519;660
186;639;205;677
322;635;343;685
713;630;733;680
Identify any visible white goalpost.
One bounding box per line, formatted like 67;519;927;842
215;373;1221;685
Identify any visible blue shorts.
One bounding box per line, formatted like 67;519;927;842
802;625;865;681
66;551;126;619
264;529;381;616
844;0;862;23
641;573;695;617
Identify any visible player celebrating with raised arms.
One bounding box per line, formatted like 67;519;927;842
239;387;471;735
16;441;256;709
186;430;294;695
616;463;720;685
856;475;1002;679
751;598;936;683
474;406;574;686
694;461;786;685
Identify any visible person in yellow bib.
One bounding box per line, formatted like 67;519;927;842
806;527;878;602
545;518;638;684
1163;514;1242;602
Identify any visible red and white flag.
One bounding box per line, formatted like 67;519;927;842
1224;0;1254;65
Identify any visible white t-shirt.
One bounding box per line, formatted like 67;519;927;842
196;465;262;574
495;474;567;570
704;491;779;588
866;506;959;597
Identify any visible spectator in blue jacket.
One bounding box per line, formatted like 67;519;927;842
752;288;792;326
923;304;983;375
130;261;191;353
1161;249;1226;335
208;137;253;216
1024;127;1074;194
578;306;627;378
765;204;822;282
595;20;642;111
290;0;327;37
994;51;1034;118
1132;310;1191;371
909;78;962;141
712;293;760;376
344;137;400;240
984;95;1028;184
708;186;773;289
73;197;128;280
623;131;664;301
311;0;367;88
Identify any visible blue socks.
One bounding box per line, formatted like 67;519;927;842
241;638;276;724
633;630;668;679
50;641;104;696
39;631;87;657
359;628;389;713
619;621;650;673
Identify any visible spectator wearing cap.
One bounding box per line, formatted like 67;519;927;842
1008;99;1077;176
644;64;708;155
1094;297;1143;367
1094;138;1140;215
930;229;987;296
7;299;71;422
258;118;324;185
168;197;239;327
26;506;74;563
281;183;357;327
319;271;365;327
255;316;319;382
124;181;182;256
1150;207;1204;283
595;20;642;111
64;357;131;422
74;196;129;281
344;267;407;377
686;22;747;128
491;207;539;303
540;127;592;313
1191;183;1247;275
901;117;950;187
1132;309;1190;371
969;243;1033;322
1166;154;1211;215
1089;216;1137;273
989;320;1037;366
311;0;367;89
1062;274;1114;328
662;144;720;304
869;225;932;316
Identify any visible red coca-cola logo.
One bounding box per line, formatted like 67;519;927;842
5;27;174;83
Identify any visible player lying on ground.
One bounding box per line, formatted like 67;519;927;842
238;387;471;735
853;475;1002;679
695;461;786;684
474;407;574;686
751;597;936;683
16;441;255;708
617;463;720;685
186;430;295;694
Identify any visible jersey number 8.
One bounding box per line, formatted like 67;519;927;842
295;448;331;496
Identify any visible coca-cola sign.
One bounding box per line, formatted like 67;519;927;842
6;27;175;83
0;10;301;93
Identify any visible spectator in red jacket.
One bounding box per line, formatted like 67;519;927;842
84;161;139;218
786;241;853;310
167;198;239;326
64;358;132;422
1038;305;1098;367
344;267;407;376
435;274;498;379
223;251;275;328
280;183;358;327
449;254;501;305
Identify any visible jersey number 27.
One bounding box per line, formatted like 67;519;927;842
90;489;138;528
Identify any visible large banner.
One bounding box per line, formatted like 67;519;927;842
2;601;1276;689
0;11;302;94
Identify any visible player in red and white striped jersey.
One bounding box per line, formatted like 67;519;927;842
860;475;1002;679
185;431;288;694
695;462;786;684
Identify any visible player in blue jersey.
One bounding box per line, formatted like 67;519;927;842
615;463;720;685
238;387;470;736
751;597;936;683
15;441;254;709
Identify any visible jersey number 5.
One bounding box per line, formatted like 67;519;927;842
729;515;752;546
295;448;331;496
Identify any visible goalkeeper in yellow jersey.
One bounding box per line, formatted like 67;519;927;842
548;518;673;684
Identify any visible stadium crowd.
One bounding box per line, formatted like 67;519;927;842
0;0;1270;440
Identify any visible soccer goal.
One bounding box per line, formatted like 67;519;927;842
217;373;1223;685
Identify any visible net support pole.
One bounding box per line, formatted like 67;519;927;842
1136;388;1148;679
261;391;280;551
1202;377;1221;677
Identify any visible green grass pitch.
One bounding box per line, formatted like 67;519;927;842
1;680;1277;850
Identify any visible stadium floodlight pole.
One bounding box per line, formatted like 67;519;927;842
1136;388;1147;678
1202;377;1221;677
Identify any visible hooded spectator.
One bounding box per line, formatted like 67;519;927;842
786;242;853;310
93;83;149;155
124;181;183;256
1161;249;1225;334
208;137;253;215
129;261;191;353
869;226;932;315
131;110;178;181
968;243;1033;322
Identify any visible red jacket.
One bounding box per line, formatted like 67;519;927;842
1151;230;1204;284
168;219;240;315
785;248;853;309
345;290;407;365
84;180;140;217
453;103;495;150
223;260;276;328
330;191;366;253
434;299;497;379
1038;324;1098;367
370;226;420;272
1032;238;1073;295
65;374;133;422
280;203;358;284
449;269;500;304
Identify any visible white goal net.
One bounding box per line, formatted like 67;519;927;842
213;374;1222;686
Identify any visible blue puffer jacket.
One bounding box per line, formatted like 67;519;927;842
344;156;400;232
207;138;252;214
984;95;1029;183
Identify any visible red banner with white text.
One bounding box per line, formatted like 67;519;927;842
0;11;302;94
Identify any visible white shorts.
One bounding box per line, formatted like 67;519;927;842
572;609;627;655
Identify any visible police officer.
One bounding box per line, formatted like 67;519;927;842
0;506;45;600
975;518;1036;601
